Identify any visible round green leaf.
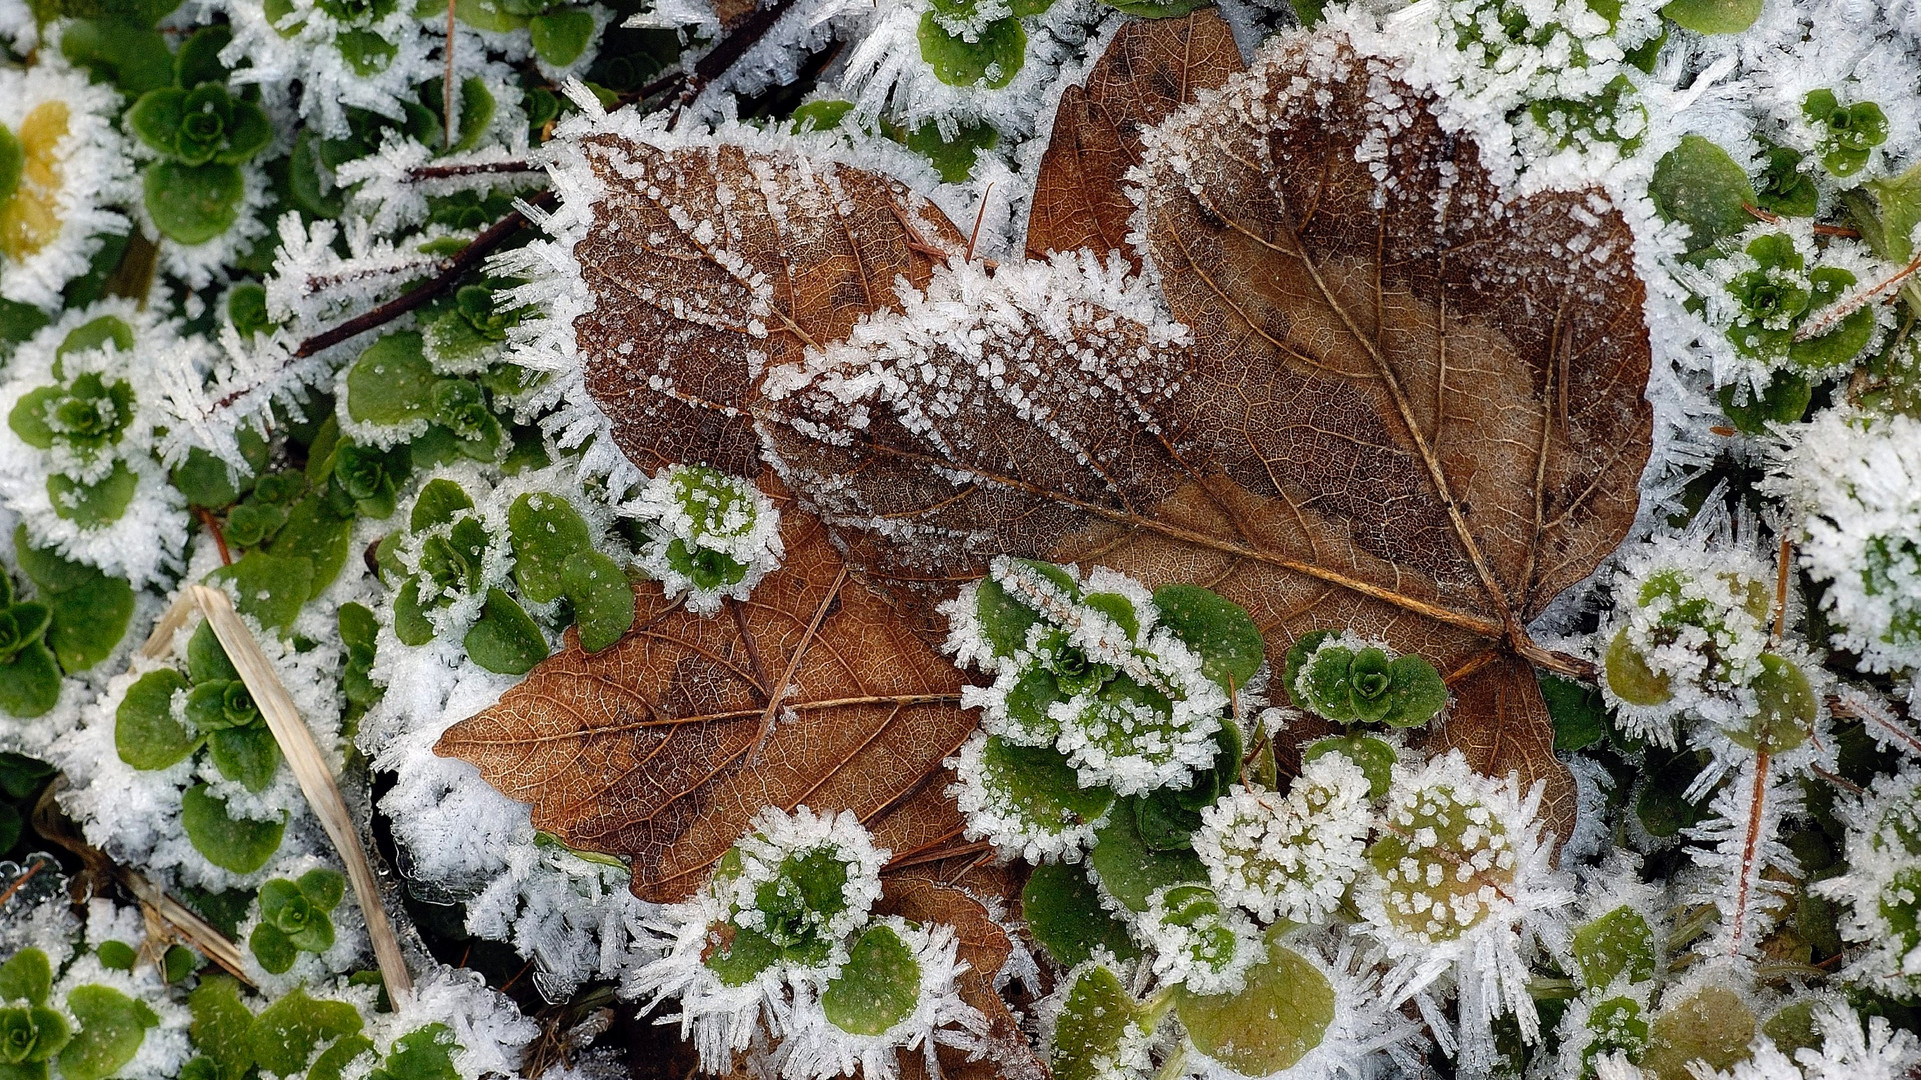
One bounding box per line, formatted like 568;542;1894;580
463;589;547;674
506;491;590;603
0;643;59;719
821;924;922;1036
347;333;436;429
208;724;281;793
529;8;594;67
1152;585;1264;695
207;553;314;631
1088;799;1205;912
297;868;346;910
979;736;1115;845
0;949;50;1006
265;497;354;601
8;388;61;450
1648;136;1758;258
1021;861;1138;969
1381;653;1447;727
1177;936;1334;1077
92;943;135;972
561;549;635;653
115;669;196;770
125;87;186;156
1642;986;1755;1080
917;12;1024;89
46;462;138;528
181;785;286;874
247;922;297;974
1572;905;1656;989
1048;965;1142;1080
57;985;157;1080
144;161;244;245
246;990;362;1077
185;978;254;1080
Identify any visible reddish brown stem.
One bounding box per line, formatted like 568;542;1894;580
1727;748;1771;955
196;508;233;566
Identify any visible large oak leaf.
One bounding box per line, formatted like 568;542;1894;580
435;489;985;902
757;28;1654;836
569;134;963;476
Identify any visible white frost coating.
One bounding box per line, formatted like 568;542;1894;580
628;464;783;616
1693;1000;1921;1080
130;163;277;291
1354;751;1575;1077
935;557;1227;796
336;137;544;238
1813;768;1921;998
0;61;134;310
1775;408;1921;673
946;729;1109;863
202;0;438;138
1140;883;1264;996
1195;754;1374;926
621;808;903;1077
0;301;217;587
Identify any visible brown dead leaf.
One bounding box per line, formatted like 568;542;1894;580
756;28;1654;838
569;136;964;476
1026;10;1244;264
435;484;985;902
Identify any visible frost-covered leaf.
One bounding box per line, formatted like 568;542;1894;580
57;986;155;1080
180;784;285;874
436;495;984;901
1021;860;1138;968
759;30;1653;840
1025;10;1241;265
570;135;963;477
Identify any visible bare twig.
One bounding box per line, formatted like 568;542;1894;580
407;161;543;181
290;190;555;359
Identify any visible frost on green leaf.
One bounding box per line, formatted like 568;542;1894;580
1088;799;1205;913
249;870;344;973
1176;932;1334;1078
462;588;547;675
821;924;921;1036
115;668;196;769
1640;985;1755;1080
0;950;50;1006
181;784;286;873
368;1025;458;1080
14;527;132;674
1803;89;1887;178
506;492;590;604
246;990;362;1077
560;549;633;653
1285;631;1447;727
916;12;1024;89
186;978;253;1080
207;552;314;630
1047;964;1146;1080
57;986;156;1080
1571;905;1656;988
951;734;1114;861
1659;0;1761;34
1648;135;1756;259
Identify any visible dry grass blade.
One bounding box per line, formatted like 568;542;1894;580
186;584;415;1002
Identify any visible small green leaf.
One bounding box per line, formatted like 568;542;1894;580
126;87;186;156
978;737;1115;847
0;950;50;1006
205;553;313;631
1603;627;1672;707
1717;369;1812;434
115;669;197;769
1176;933;1334;1076
462;589;547;674
1660;0;1760;33
367;1025;458;1080
246;990;363;1077
393;578;436;646
181;785;286;874
892;119;997;185
161;946;198;983
1021;861;1138;969
1048;965;1142;1080
916;13;1024;89
57;985;156;1080
297;868;346;911
144;161;244;245
1152;585;1264;695
789;100;854;133
92;943;135;972
174;23;233;88
0;645;59;719
346;333;437;428
1648;135;1758;258
46;463;137;528
1382;653;1447;727
308;1036;376;1080
1300;734;1395;800
186;979;253;1080
1539;673;1607;752
529;8;594;66
248;922;296;974
1296;644;1357;722
1572;905;1656;989
451;0;528;31
820;924;922;1036
506;492;590;603
265;497;354;601
1088;799;1206;912
208;724;281;792
59;20;173;95
1642;986;1756;1080
7;389;61;450
561;549;634;653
